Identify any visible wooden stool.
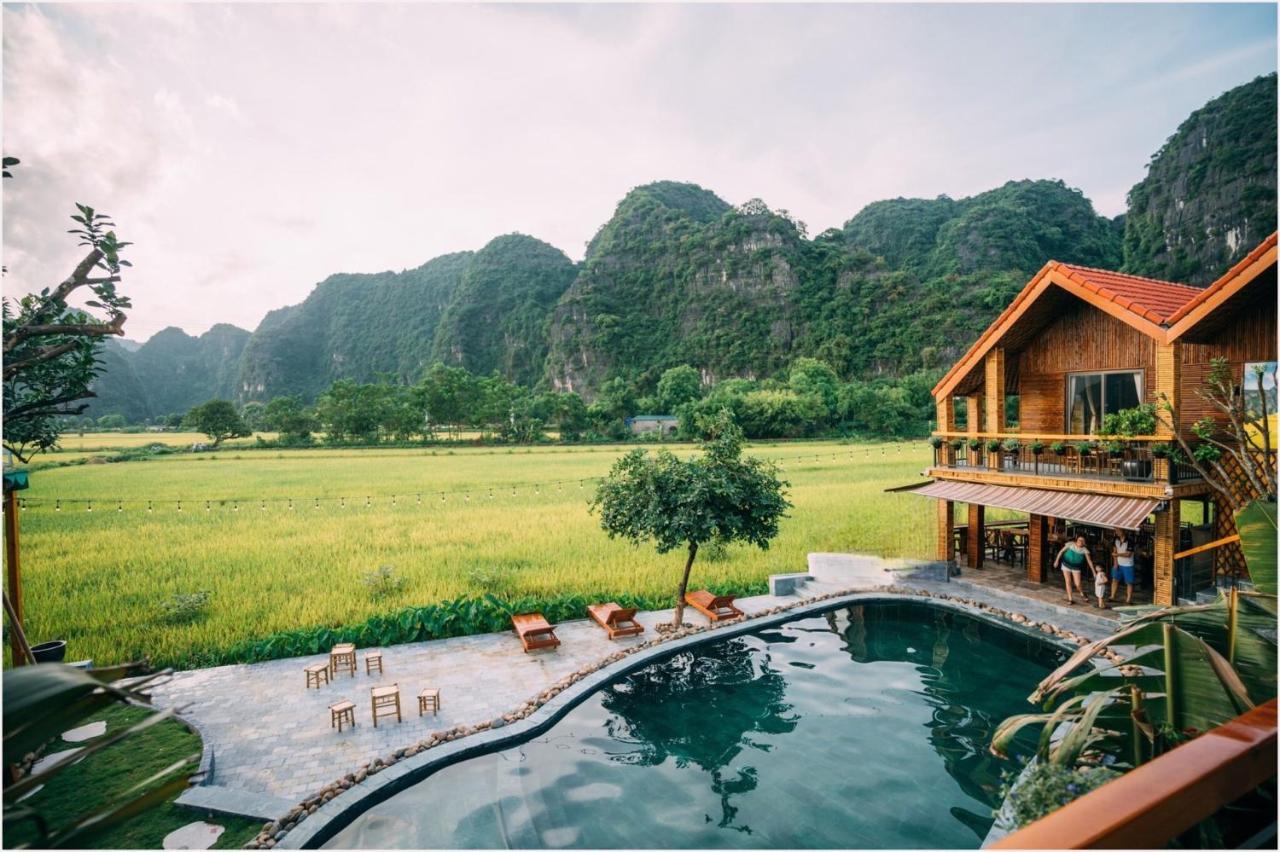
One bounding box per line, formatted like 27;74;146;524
365;651;383;676
305;662;330;689
330;643;356;678
371;683;401;727
329;700;355;732
418;687;441;717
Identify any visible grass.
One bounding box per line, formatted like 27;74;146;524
35;431;278;453
5;704;260;849
12;439;937;668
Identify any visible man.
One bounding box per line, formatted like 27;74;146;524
1109;529;1136;605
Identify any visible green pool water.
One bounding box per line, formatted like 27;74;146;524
325;601;1066;849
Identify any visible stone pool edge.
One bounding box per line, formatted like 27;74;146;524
273;588;1088;850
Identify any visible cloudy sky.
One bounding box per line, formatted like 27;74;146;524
3;2;1275;341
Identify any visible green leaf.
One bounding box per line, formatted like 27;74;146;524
1236;499;1277;596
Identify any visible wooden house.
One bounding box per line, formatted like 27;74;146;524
915;233;1276;605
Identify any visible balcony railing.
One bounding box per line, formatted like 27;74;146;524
929;432;1203;485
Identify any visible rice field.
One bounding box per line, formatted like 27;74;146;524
9;440;937;668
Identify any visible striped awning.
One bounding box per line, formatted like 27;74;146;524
909;480;1159;530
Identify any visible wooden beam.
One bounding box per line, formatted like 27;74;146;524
1166;240;1277;339
967;503;985;569
965;396;981;436
1173;533;1240;562
1154;500;1180;605
4;490;25;666
1155;341;1181;436
993;699;1277;849
924;466;1211;499
936;500;955;563
1027;513;1048;583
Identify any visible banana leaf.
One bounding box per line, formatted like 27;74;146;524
1163;623;1254;734
1236;499;1277;596
1050;689;1123;766
2;666;141;759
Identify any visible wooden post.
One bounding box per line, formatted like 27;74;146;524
936;397;955;465
967;503;985;569
937;500;955;563
1155;342;1181;436
985;348;1006;470
1154;499;1180;606
4;488;24;667
1027;513;1048;582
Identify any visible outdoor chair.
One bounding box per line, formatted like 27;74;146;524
365;650;383;675
587;603;644;639
685;590;743;622
418;687;441;716
511;612;561;652
329;699;355;733
304;662;330;689
330;643;357;678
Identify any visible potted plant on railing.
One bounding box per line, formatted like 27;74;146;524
1050;441;1067;457
1150;442;1177;483
967;437;983;465
1029;440;1045;475
929;435;944;465
985;439;1002;469
1102;404;1158;481
949;438;965;464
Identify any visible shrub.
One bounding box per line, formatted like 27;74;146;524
1001;438;1021;453
1074;440;1097;456
158;590;212;625
928;436;944;449
999;761;1121;829
1100;403;1158;438
949;439;965;451
362;565;407;600
986;440;1002;453
967;437;983;450
1029;441;1046;454
1050;441;1068;455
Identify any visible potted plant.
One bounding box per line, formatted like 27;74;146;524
1029;440;1045;456
1104;440;1125;458
985;439;1002;454
1074;440;1096;457
1050;441;1068;456
928;435;945;465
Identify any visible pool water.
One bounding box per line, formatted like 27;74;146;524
325;601;1066;849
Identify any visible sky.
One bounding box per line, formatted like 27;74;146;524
2;2;1276;341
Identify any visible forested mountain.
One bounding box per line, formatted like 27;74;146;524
1122;73;1276;284
85;75;1275;419
430;234;578;387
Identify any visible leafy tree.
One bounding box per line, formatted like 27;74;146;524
95;414;127;430
788;357;839;421
540;391;588;441
261;395;317;442
239;400;267;432
183;399;250;447
416;363;478;439
2;200;133;461
162;412;185;429
657;364;703;413
314;380;386;443
592;410;790;626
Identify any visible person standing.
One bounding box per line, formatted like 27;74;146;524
1110;529;1136;605
1054;535;1093;605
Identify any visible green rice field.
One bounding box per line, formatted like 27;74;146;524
9;440;937;668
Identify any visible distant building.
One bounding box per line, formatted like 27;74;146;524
626;415;678;437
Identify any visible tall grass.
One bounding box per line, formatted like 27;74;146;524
12;440;936;668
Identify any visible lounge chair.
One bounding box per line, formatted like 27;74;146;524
512;612;561;652
685;590;744;622
587;603;644;639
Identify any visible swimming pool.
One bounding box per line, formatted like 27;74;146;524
325;601;1066;848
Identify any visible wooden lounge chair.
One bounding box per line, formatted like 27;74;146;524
512;612;561;652
685;590;744;622
587;603;644;639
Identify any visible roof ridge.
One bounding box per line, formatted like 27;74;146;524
1055;262;1203;291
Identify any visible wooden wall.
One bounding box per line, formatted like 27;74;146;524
1180;287;1277;430
1016;301;1158;433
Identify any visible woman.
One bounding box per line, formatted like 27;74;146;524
1054;534;1094;605
1110;529;1136;605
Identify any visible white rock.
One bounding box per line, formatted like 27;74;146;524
163;821;225;850
31;748;82;776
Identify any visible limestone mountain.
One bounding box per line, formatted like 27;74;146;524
1122;73;1276;284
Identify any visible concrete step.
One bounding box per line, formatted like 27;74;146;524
177;783;298;822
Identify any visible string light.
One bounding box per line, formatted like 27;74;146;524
233;501;239;512
314;497;320;510
148;500;154;513
206;500;211;512
340;497;346;509
392;495;397;507
288;498;294;510
86;500;92;512
261;499;267;511
365;496;371;508
55;499;61;512
118;500;124;513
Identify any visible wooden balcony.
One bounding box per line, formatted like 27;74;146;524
928;432;1205;497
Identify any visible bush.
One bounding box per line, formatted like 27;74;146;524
158;591;212;625
362;565;407;600
999;761;1121;829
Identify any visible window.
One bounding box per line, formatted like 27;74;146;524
1066;371;1142;434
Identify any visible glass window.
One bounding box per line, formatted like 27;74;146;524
1066;371;1142;434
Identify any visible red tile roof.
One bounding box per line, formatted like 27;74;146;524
1051;263;1203;324
1165;232;1278;324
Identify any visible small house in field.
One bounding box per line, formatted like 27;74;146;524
626;415;678;437
910;233;1276;605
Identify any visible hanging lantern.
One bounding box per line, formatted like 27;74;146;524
206;500;211;512
87;500;93;512
118;500;123;513
233;501;239;512
55;499;61;511
288;498;294;510
148;500;153;513
314;497;320;509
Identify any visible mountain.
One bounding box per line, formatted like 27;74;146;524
235;252;471;400
83;76;1275;418
430;235;578;387
1122;73;1277;284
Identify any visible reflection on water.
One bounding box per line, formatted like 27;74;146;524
326;601;1064;849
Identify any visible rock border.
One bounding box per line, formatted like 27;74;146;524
264;586;1118;850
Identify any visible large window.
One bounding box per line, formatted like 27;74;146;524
1066;371;1143;434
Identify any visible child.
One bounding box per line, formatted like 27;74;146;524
1093;563;1109;609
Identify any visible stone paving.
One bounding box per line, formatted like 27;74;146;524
156;552;1115;820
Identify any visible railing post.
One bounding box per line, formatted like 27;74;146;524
985;349;1006;470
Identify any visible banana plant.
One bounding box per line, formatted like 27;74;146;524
3;664;197;849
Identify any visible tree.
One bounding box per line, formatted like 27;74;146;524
95;414;126;430
239;400;267;432
416;363;478;439
261;395;317;442
2;200;133;461
592;410;790;627
314;380;385;443
788;357;839;422
540;391;588;442
657;365;703;413
183;400;250;447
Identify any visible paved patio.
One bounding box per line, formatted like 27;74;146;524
155;553;1115;821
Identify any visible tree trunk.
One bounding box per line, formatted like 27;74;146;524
672;541;698;628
